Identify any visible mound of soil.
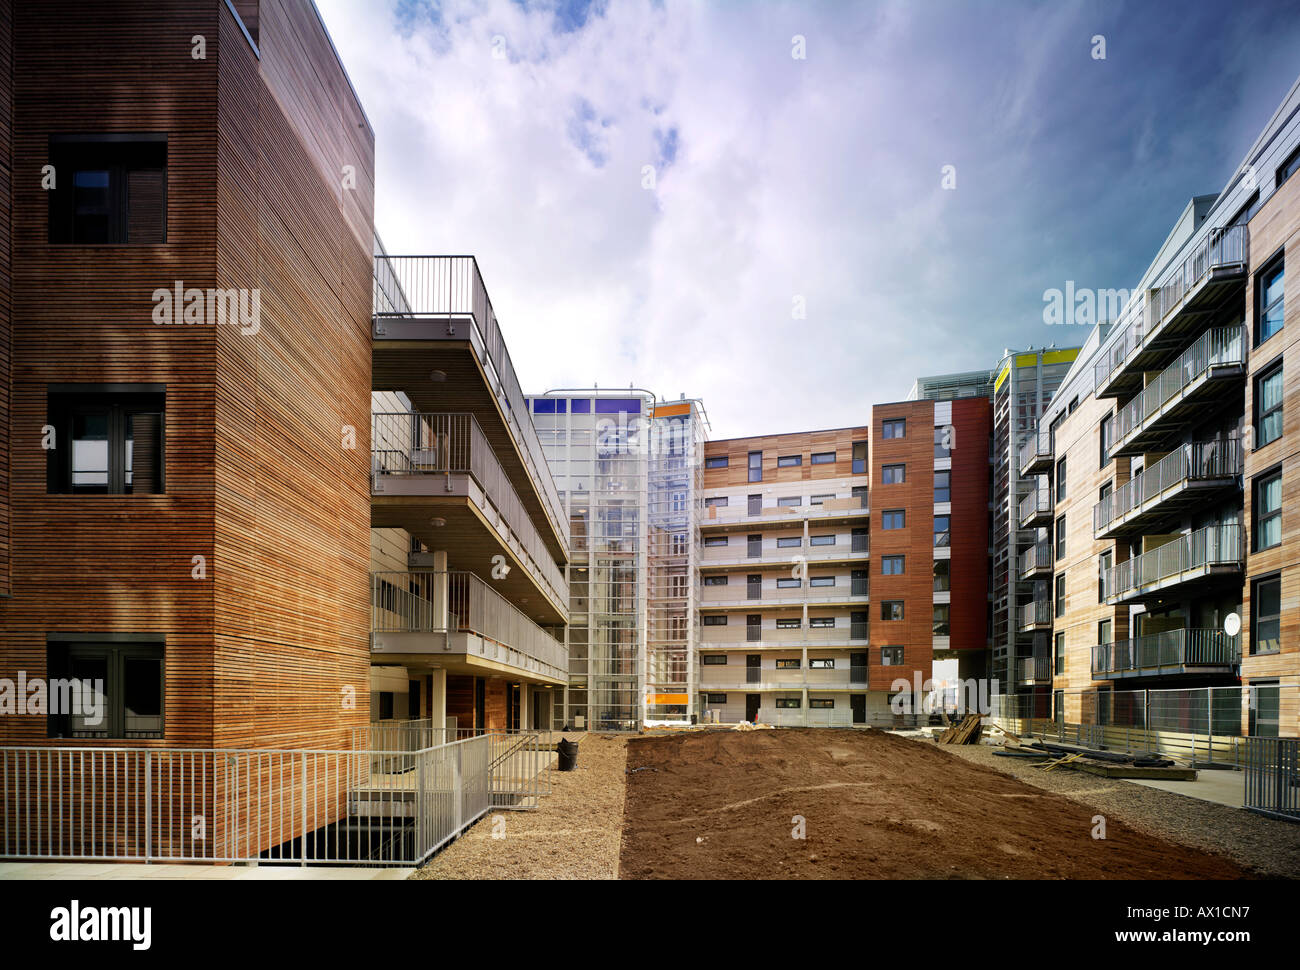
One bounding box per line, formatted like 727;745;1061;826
619;728;1249;880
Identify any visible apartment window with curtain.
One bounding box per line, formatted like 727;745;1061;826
748;451;763;482
882;463;905;484
881;555;904;575
1254;362;1283;449
880;646;903;666
47;387;165;494
1251;574;1280;655
1256;254;1284;345
811;451;835;464
932;604;949;636
1055;516;1066;560
882;419;905;439
1055;573;1066;617
932;559;950;592
851;441;867;474
1054;632;1065;674
934;470;950;503
1253;470;1282;551
49;135;168;244
881;600;904;621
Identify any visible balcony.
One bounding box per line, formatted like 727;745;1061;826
372;254;568;560
1091;628;1240;680
1017;429;1052;476
1018;484;1052;529
699;582;869;610
1018;539;1053;580
1109;326;1245;457
1018;653;1053;686
371;411;568;622
699;543;870;570
371;569;568;683
1093;438;1242;539
1095;225;1249;398
699;623;870;650
1019;597;1052;632
700;495;869;531
1103;525;1243;604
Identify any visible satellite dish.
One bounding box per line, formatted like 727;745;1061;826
1224;613;1241;637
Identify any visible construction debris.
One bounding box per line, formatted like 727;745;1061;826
938;713;983;745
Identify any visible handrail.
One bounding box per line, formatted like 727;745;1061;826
1103;524;1242;600
1018;539;1053;577
372;255;569;553
1093;437;1242;535
1019;597;1051;629
372;569;567;678
1018;483;1052;527
1094;225;1248;390
1017;428;1051;473
371;410;567;609
1111;325;1244;448
1091;628;1240;675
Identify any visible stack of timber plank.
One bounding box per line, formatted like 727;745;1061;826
938;713;983;745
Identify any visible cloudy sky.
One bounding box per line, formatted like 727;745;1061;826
316;0;1300;439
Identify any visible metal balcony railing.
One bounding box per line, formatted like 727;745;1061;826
1019;653;1053;683
1091;628;1240;677
1019;598;1051;630
1018;539;1053;578
1017;429;1051;475
371;411;566;609
1111;325;1245;450
372;569;567;680
1103;524;1243;602
373;255;568;552
1018;484;1052;528
1095;225;1248;393
1093;437;1242;536
1093;301;1147;389
1152;225;1249;327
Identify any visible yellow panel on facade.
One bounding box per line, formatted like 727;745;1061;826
1014;353;1039;368
649;693;690;705
1043;349;1080;366
652;403;691;417
995;363;1011;391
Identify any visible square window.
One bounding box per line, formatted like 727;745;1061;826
48;388;165;494
880;646;903;666
881;555;904;575
883;509;905;530
881;600;904;621
49;136;168;244
46;639;164;739
882;418;905;439
882;464;905;484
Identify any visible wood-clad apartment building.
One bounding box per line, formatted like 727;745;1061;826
0;0;375;750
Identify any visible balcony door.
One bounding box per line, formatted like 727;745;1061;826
746;654;761;684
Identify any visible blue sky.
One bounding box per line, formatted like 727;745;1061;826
317;0;1300;438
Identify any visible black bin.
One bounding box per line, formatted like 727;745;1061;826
556;737;579;771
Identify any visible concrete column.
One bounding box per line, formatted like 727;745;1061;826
430;668;447;734
431;549;449;641
519;682;530;731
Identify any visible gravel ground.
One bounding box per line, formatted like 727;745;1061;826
923;737;1300;878
411;734;627;880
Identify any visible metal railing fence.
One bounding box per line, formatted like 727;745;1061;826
0;730;553;865
1243;737;1300;822
1103;524;1242;601
1093;437;1242;535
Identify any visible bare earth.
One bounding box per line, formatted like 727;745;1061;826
411;734;627;880
619;728;1254;880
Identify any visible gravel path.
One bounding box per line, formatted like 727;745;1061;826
410;734;627;880
923;737;1300;878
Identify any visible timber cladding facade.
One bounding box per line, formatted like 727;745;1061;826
0;0;375;752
